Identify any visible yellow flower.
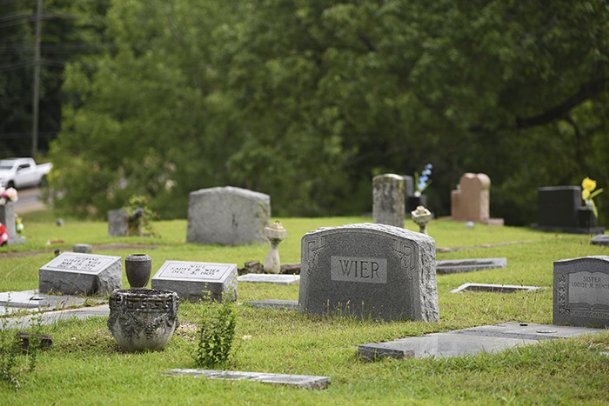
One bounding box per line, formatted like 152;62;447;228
582;189;590;200
582;177;596;192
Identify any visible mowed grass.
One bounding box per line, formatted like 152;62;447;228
1;212;609;404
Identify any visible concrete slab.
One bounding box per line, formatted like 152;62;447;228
590;234;609;246
237;274;300;285
0;305;109;330
359;333;538;361
164;369;329;389
436;258;507;274
246;299;299;310
0;290;91;309
451;283;542;293
452;322;608;341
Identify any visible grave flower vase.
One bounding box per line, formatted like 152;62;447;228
108;288;179;352
125;253;152;288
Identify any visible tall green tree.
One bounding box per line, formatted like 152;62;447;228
50;0;609;224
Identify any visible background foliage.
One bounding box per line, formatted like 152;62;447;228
3;0;609;224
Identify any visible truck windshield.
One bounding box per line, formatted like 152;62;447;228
0;160;16;170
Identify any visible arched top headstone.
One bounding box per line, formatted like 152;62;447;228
299;223;439;322
187;186;271;245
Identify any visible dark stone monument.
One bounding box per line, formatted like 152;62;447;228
299;223;439;321
554;256;609;327
537;186;604;234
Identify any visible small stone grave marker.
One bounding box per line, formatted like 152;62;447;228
246;299;299;310
299;223;439;321
108;209;128;236
436;258;507;274
237;274;299;285
72;243;93;253
0;290;90;309
373;174;405;228
187;186;270;245
0;201;25;245
554;256;609;327
151;260;237;302
450;283;542;294
591;235;609;246
39;252;122;295
164;369;330;390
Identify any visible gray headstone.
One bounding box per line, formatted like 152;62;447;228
553;256;609;327
72;243;93;253
186;186;270;245
436;258;507;274
237;274;299;285
299;223;439;321
164;369;330;390
108;209;128;236
151;260;237;302
0;202;24;245
373;174;405;228
591;235;609;246
402;175;414;197
39;252;122;295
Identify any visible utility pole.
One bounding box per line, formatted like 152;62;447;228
31;0;42;158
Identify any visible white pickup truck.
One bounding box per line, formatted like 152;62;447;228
0;157;53;189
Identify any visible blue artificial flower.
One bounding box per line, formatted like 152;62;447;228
425;163;433;170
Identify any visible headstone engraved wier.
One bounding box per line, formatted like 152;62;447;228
299;223;439;321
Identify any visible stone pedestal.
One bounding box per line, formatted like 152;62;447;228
263;222;287;274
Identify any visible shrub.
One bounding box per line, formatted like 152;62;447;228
194;299;236;368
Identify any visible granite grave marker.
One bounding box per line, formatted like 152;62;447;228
451;173;503;225
39;252;122;295
299;223;439;321
0;201;24;244
151;260;237;302
537;186;604;234
554;256;609;327
373;174;405;228
187;186;270;245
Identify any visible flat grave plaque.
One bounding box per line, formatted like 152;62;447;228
591;235;609;246
39;252;122;295
0;289;90;309
237;274;300;285
164;369;330;390
151;260;237;302
246;299;299;310
436;258;506;274
451;283;542;294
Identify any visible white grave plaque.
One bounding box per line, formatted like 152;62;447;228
151;260;237;302
39;252;122;295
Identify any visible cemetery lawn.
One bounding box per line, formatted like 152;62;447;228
1;212;609;404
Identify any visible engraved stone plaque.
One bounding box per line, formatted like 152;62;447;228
299;223;438;321
151;260;237;302
39;252;122;295
553;256;609;327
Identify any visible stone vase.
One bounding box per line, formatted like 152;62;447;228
107;288;179;352
125;253;152;288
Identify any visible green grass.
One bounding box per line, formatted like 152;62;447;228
1;211;609;404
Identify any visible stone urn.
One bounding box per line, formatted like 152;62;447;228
125;253;152;288
411;205;433;234
263;221;288;274
107;288;179;352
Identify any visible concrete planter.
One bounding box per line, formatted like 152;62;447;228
108;288;179;352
